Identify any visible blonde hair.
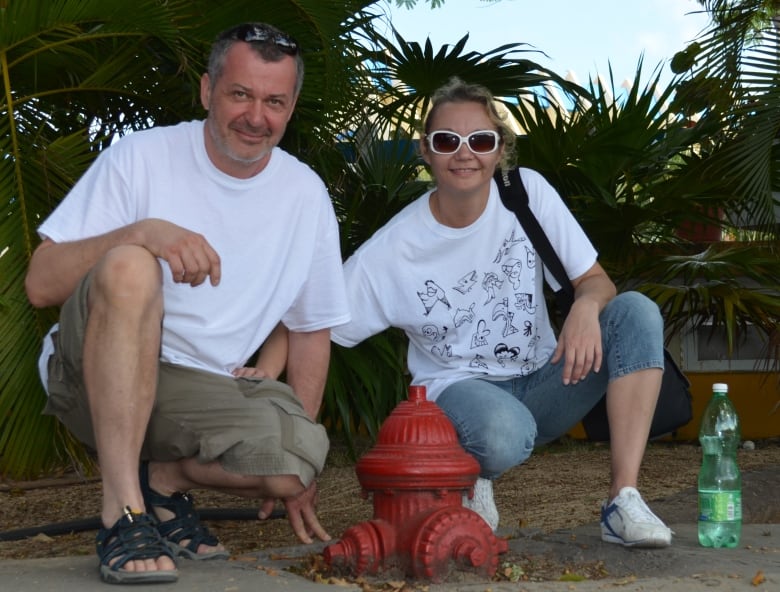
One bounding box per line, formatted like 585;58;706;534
424;77;516;169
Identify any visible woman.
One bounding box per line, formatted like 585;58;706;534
332;77;672;548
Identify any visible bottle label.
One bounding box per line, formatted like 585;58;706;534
698;491;742;522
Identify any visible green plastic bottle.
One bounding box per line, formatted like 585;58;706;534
698;383;742;548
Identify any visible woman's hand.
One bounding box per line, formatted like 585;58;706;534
232;367;271;379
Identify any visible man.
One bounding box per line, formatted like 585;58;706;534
25;22;349;585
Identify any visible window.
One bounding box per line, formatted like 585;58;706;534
682;321;771;372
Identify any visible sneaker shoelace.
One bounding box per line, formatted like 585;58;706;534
473;480;493;504
617;489;665;526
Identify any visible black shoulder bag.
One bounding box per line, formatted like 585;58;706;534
493;168;692;441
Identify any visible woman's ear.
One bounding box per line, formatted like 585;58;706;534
419;135;431;165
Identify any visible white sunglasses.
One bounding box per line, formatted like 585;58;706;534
426;130;500;154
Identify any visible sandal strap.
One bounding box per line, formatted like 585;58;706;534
152;491;221;552
139;462;221;553
96;506;176;571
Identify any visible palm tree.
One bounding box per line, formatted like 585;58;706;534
508;64;779;354
662;0;780;353
1;0;207;478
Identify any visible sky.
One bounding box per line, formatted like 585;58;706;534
379;0;711;90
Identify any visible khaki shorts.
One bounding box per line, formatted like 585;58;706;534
43;270;329;487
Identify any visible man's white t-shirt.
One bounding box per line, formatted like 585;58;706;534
331;168;597;401
38;120;350;381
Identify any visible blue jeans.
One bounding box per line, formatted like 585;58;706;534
435;291;664;479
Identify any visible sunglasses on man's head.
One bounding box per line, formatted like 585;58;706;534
222;23;299;55
426;130;500;155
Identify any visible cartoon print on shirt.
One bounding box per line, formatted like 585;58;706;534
491;297;519;337
493;229;523;264
453;303;476;328
520;334;541;374
432;343;461;360
454;270;477;295
417;279;451;316
494;343;521;367
482;272;503;305
520;360;538;374
469;353;488;370
421;323;447;343
514;293;536;314
525;245;536;269
408;220;541;374
470;319;491;349
501;258;523;291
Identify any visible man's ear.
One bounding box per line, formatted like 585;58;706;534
200;74;211;110
285;95;299;123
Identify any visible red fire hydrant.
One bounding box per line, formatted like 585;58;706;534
323;385;508;581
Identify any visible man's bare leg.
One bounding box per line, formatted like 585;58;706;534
82;246;176;574
147;458;328;543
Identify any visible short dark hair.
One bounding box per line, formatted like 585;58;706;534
208;23;304;96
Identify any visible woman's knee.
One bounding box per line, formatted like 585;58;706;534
457;408;536;477
479;432;535;478
603;291;663;334
437;379;536;477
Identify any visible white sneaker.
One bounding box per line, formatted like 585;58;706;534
600;486;672;548
463;477;499;531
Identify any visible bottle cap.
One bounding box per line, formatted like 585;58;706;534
712;382;728;392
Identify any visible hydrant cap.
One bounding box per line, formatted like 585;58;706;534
356;385;479;488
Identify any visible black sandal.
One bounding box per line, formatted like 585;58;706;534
139;462;229;560
96;506;178;584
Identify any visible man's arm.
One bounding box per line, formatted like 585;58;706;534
285;327;331;420
25;219;222;308
256;326;331;544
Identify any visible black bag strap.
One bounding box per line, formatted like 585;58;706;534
493;170;692;441
493;168;574;315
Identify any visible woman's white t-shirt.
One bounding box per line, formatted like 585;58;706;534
331;168;596;400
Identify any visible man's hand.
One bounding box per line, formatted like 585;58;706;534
140;219;221;287
258;481;330;544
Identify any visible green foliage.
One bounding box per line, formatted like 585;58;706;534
362;28;578;132
1;0;208;478
507;31;779;365
639;245;780;351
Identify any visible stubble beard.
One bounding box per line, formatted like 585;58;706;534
206;117;271;167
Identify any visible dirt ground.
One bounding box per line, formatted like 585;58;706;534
2;437;779;583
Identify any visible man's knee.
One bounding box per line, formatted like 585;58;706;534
90;246;163;311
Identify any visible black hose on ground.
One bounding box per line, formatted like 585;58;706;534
0;508;287;542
